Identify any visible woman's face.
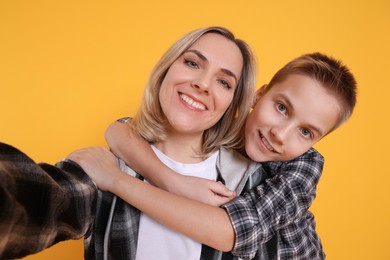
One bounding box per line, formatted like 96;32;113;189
159;33;243;136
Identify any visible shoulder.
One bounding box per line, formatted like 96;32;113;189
217;148;259;176
287;147;324;165
300;147;324;161
264;148;324;172
263;148;324;190
288;148;324;181
217;148;260;193
218;147;251;164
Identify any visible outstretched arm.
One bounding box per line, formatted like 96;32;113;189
0;142;96;259
105;119;235;206
68;146;235;251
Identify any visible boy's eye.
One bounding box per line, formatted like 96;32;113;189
277;103;287;113
300;128;313;139
184;59;199;69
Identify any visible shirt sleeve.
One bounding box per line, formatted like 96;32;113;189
0;142;97;259
117;117;130;123
222;149;324;259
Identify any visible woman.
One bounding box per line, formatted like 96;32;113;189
0;26;256;260
71;26;256;260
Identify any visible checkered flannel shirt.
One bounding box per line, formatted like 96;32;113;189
0;141;325;260
223;148;326;260
0;142;256;260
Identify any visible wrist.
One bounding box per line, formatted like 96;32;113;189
164;172;182;193
105;169;126;193
149;168;182;193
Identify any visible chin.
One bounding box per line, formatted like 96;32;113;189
246;149;264;162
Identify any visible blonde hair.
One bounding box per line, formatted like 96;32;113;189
130;26;256;156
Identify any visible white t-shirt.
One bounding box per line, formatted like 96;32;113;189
135;145;219;260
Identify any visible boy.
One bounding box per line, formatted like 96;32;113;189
73;52;357;259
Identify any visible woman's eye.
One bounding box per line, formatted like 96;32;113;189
277;103;287;113
184;59;199;69
218;79;232;89
300;128;312;139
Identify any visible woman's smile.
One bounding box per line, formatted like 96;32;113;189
179;93;207;111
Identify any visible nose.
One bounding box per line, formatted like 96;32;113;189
191;75;210;94
270;124;292;145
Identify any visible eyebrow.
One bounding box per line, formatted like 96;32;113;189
279;93;324;137
185;49;239;84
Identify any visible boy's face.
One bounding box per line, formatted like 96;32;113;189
245;74;341;162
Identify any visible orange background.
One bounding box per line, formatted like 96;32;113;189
1;1;389;259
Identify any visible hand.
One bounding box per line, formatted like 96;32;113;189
172;175;236;206
67;146;122;191
105;120;236;206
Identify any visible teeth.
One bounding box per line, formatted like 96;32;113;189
261;135;275;152
180;94;206;110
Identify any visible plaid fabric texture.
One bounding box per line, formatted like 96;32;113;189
0;142;97;259
223;148;326;260
0;142;257;260
0;141;325;260
85;149;261;260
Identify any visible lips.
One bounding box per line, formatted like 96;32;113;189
179;93;207;111
259;131;278;153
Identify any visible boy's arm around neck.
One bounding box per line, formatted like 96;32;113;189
105;119;177;191
105;119;236;206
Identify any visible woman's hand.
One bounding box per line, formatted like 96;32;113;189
67;147;122;192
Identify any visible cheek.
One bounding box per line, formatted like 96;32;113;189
159;84;175;116
253;100;275;121
158;86;167;108
250;107;269;126
285;140;315;160
215;93;234;112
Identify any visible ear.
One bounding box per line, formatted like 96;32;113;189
251;84;268;108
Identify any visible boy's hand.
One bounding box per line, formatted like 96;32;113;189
172;175;236;206
67;147;122;192
105;119;236;206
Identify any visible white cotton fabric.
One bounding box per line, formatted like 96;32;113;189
135;145;219;260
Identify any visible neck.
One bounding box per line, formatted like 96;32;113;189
153;132;204;163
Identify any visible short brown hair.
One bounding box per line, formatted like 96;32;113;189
267;52;357;130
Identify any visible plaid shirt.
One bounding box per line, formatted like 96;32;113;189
0;142;258;260
223;148;326;260
0;142;324;260
84;147;264;260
